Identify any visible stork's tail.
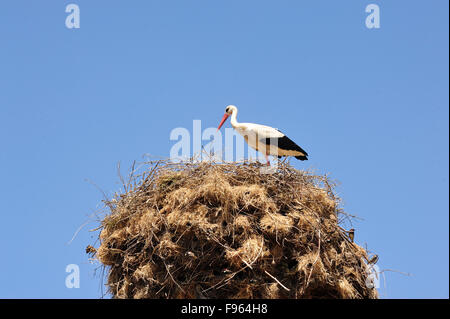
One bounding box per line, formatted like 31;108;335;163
295;155;308;161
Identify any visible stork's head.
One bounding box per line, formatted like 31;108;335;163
217;105;237;131
225;105;237;115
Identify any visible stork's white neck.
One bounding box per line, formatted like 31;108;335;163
230;109;240;129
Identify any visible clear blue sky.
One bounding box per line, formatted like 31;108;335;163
0;1;448;299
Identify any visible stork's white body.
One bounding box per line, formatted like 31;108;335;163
218;105;308;164
233;123;282;155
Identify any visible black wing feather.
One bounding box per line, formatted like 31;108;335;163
262;133;308;161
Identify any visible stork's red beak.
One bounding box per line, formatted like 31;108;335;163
217;113;229;131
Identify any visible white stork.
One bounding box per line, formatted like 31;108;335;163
217;105;308;165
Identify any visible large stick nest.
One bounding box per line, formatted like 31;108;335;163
91;159;378;299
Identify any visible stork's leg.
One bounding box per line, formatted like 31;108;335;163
265;154;270;166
